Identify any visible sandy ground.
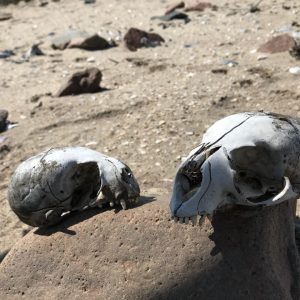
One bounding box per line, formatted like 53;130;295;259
1;0;300;253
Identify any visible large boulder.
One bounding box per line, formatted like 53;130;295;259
0;197;299;299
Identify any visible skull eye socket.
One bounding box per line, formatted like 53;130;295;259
235;170;284;204
121;167;133;184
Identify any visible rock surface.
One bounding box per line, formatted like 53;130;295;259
56;67;102;96
51;31;110;51
258;34;296;53
124;28;165;51
0;197;299;300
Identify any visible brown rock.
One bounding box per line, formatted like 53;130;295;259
184;1;218;12
67;34;111;51
165;1;185;15
51;31;110;51
0;197;299;299
258;34;296;53
124;28;165;52
56;68;102;97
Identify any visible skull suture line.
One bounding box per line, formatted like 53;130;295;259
8;147;140;227
170;112;300;223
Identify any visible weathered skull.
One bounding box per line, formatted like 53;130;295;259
8;147;140;227
170;112;300;221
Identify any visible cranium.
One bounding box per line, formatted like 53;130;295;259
8;147;140;227
170;112;300;222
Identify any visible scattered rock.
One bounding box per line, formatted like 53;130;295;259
51;31;110;51
56;67;102;97
124;28;164;52
165;1;185;14
247;67;273;79
289;67;300;75
0;110;8;133
258;34;296;54
151;11;190;23
211;68;228;74
289;43;300;60
23;44;45;60
0;12;12;21
184;1;218;12
222;60;238;67
0;50;15;59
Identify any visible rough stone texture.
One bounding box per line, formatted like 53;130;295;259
56;67;102;97
0;109;8;132
258;34;296;54
0;197;299;300
124;28;165;52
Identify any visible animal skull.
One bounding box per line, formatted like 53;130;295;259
170;112;300;222
8;147;140;227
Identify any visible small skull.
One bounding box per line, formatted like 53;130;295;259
170;112;300;220
8;147;140;227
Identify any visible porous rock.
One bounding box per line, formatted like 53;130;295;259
0;197;299;300
56;67;102;97
124;28;164;51
258;34;296;53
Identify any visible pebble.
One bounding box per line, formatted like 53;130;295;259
289;67;300;75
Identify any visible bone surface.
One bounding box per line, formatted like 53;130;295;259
170;112;300;218
8;147;140;227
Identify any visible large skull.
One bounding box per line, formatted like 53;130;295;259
170;112;300;221
8;147;140;227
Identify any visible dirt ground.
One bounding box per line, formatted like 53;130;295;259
1;0;300;253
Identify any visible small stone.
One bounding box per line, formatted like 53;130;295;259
124;28;164;52
151;11;190;23
87;56;96;63
289;67;300;75
24;44;45;60
0;110;8;133
51;31;110;51
289;43;300;60
258;34;296;54
0;50;15;59
56;68;102;97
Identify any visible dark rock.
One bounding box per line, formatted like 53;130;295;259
165;1;185;15
124;28;165;52
84;0;96;3
51;31;110;51
184;1;218;12
151;10;190;23
56;67;102;97
258;34;296;54
0;110;8;132
0;12;12;21
24;44;45;60
67;34;110;51
290;43;300;60
0;50;15;59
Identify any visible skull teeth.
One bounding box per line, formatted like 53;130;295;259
171;214;207;227
120;199;127;210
